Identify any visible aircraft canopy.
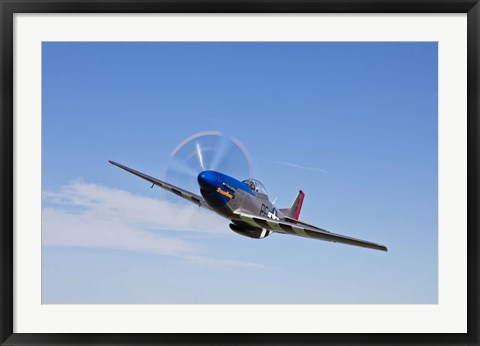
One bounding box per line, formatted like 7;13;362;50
242;178;268;196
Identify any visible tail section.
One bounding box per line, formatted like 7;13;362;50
280;190;305;220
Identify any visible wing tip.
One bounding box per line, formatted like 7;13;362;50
109;160;123;169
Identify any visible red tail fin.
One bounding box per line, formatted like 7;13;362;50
293;190;305;220
280;190;305;220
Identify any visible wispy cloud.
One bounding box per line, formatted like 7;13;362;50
42;181;266;268
263;159;328;174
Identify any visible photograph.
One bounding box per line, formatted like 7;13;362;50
41;41;438;304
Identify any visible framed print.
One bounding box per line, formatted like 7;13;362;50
1;0;479;345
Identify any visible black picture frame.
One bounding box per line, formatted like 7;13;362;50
1;1;478;345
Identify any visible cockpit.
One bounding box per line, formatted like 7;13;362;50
242;178;268;198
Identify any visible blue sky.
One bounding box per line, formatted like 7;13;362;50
42;42;438;304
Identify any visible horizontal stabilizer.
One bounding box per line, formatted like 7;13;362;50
284;216;328;232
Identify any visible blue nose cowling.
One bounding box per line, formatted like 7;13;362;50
197;170;217;191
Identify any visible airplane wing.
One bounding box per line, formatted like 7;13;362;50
235;212;388;252
109;160;212;210
284;215;328;231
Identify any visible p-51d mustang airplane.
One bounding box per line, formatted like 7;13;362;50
109;161;387;252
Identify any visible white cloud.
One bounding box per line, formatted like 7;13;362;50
263;159;328;174
42;181;266;268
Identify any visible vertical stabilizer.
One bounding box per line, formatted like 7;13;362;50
280;190;305;220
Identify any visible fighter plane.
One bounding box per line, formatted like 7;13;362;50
109;160;388;252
